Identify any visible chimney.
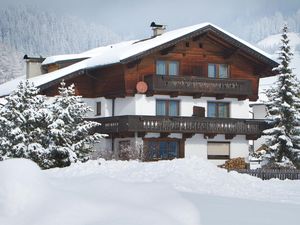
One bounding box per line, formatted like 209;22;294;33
23;55;45;79
150;22;166;37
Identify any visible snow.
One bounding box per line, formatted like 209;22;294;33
0;22;276;97
42;40;137;65
1;157;300;225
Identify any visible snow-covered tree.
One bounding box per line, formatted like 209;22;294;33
46;81;103;168
0;80;103;169
263;25;300;169
0;81;51;166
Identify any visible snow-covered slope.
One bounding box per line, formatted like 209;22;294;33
1;158;300;225
0;6;122;84
255;32;300;102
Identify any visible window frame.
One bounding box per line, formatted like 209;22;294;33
207;101;230;118
207;141;230;160
96;101;101;116
156;60;180;76
156;99;180;116
208;63;230;79
143;138;181;160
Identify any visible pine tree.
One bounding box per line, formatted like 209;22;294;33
263;24;300;169
46;81;103;168
0;81;51;167
0;80;103;169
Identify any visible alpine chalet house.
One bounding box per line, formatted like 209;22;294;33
0;23;278;165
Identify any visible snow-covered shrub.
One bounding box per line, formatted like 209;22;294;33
118;141;146;161
0;81;103;169
263;25;300;169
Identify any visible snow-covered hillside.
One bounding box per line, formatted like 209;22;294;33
255;32;300;101
1;158;300;225
0;6;122;84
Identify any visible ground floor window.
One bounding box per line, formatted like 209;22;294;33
145;139;179;160
207;142;230;160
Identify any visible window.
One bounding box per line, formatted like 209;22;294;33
96;102;101;116
207;142;230;160
207;102;230;118
156;100;179;116
156;60;179;76
208;64;229;78
146;140;179;160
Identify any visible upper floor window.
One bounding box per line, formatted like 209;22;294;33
156;60;179;76
156;100;179;116
207;102;230;118
208;64;229;78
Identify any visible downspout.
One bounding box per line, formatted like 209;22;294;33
111;98;115;156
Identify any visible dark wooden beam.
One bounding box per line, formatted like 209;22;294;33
222;48;240;59
216;94;225;100
237;95;247;101
225;134;236;140
192;33;207;41
160;133;170;138
126;59;142;69
160;45;175;55
183;133;195;139
146;91;154;97
137;132;146;138
204;133;216;139
170;92;179;98
246;134;260;140
193;93;202;99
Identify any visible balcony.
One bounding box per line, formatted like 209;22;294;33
94;115;267;140
144;75;253;99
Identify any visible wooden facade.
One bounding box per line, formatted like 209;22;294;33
41;29;275;101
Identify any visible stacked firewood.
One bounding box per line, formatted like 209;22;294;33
222;157;247;170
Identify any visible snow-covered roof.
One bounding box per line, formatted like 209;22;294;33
42;40;137;65
0;22;278;97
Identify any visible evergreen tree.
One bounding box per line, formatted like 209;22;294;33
263;24;300;168
0;80;103;169
47;81;103;168
0;81;51;167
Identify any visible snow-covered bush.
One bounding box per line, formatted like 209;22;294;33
263;25;300;169
0;81;103;169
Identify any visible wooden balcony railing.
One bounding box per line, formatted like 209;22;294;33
94;115;267;139
144;75;253;98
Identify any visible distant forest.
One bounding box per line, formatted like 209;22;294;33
234;10;300;43
0;6;121;84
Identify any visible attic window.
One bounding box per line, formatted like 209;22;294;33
185;42;190;47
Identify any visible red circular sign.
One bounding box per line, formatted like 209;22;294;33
136;81;148;93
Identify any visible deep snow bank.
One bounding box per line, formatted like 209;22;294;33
0;159;201;225
47;157;300;204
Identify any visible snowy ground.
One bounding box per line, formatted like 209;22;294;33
1;158;300;225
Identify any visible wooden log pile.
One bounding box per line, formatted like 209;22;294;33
222;157;247;170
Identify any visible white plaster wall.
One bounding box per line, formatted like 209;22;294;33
26;61;42;79
252;104;267;119
115;97;136;115
185;134;249;165
116;94;250;118
83;97;112;118
251;104;267;151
